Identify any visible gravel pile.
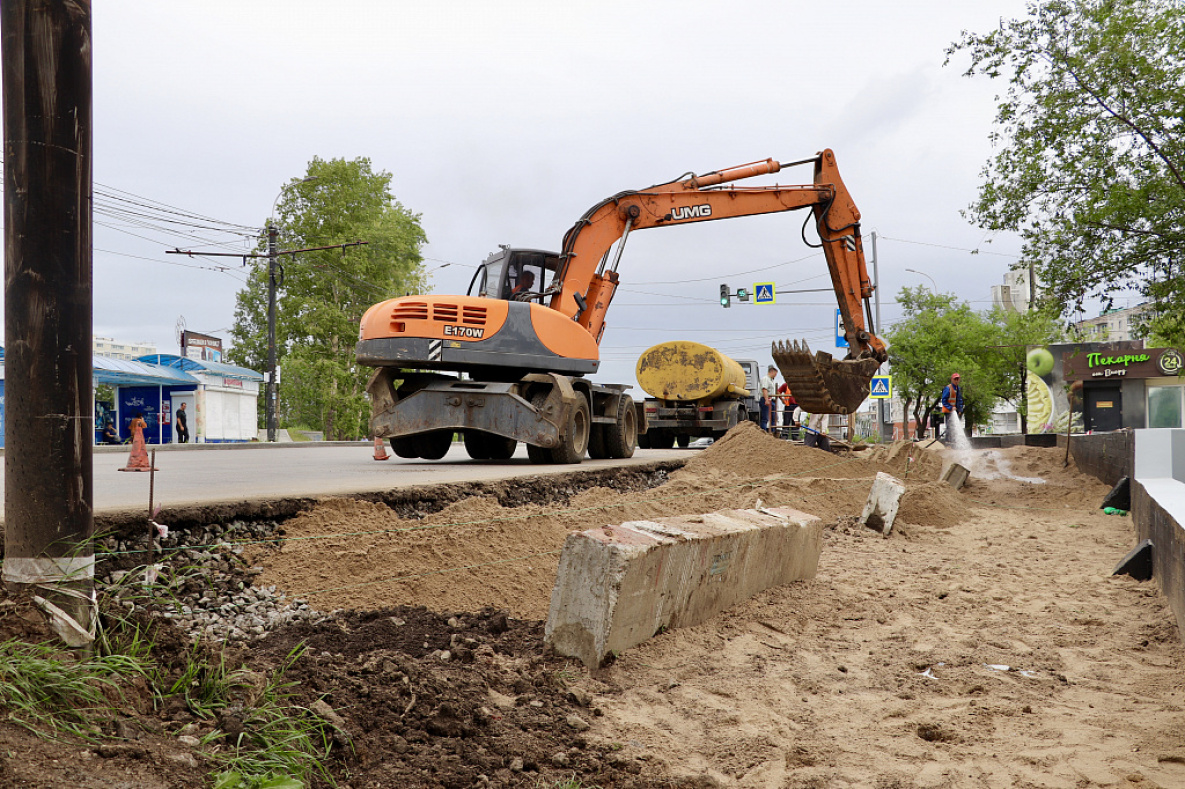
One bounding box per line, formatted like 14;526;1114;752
97;518;327;644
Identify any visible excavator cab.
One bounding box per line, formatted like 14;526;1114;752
469;248;561;304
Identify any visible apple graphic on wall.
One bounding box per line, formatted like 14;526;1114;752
1027;347;1055;377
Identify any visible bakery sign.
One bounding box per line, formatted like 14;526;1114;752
1064;347;1183;380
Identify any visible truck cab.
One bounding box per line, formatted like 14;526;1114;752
737;360;762;423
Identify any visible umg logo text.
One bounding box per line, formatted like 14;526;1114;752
669;204;712;221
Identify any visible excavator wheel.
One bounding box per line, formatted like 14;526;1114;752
771;340;880;415
588;424;608;460
604;397;637;459
486;434;517;460
526;391;556;464
464;430;492;460
390;436;419;459
551;395;590;464
417;430;454;461
676;434;691;449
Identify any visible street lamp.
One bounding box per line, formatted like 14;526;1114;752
266;176;318;442
905;268;937;292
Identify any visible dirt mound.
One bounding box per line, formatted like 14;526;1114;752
685;422;935;481
898;481;967;528
863;439;946;481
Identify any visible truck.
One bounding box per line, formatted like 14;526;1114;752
355;149;887;464
634;341;761;449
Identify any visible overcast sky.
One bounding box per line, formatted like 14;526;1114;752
20;1;1114;392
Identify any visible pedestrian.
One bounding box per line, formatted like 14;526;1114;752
129;412;148;452
799;408;831;452
175;402;190;443
776;382;797;429
940;373;965;444
759;365;778;433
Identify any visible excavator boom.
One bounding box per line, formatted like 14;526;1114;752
554;149;886;413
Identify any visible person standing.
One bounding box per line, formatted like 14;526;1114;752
175;402;190;443
759;365;778;433
940;373;965;444
776;382;797;431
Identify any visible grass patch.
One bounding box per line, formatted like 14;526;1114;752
0;637;153;741
201;648;335;789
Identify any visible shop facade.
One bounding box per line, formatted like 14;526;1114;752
1027;341;1183;433
136;354;262;443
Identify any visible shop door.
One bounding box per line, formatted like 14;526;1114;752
1084;385;1122;432
171;392;196;443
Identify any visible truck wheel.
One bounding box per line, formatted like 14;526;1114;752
588;425;608;459
464;430;491;460
604;398;636;459
417;430;453;460
651;429;675;450
390;436;419;458
636;430;651;449
486;435;517;460
677;434;691;449
551;396;590;464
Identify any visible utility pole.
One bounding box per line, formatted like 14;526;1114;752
2;1;96;647
267;224;279;442
166;236;368;442
871;231;889;442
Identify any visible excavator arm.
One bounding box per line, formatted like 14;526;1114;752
551;149;886;413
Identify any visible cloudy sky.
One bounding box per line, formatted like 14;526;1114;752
42;1;1098;391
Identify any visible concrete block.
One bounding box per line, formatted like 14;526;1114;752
544;507;822;669
860;471;905;535
941;462;970;490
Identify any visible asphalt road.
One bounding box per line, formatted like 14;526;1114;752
0;442;689;517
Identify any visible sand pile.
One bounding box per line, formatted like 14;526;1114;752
683;422;943;481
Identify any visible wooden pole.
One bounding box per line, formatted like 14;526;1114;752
2;1;95;647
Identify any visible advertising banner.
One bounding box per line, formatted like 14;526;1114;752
182;330;223;363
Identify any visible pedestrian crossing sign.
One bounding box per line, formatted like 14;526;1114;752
869;375;892;399
754;283;776;304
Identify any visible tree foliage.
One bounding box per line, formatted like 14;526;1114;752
947;0;1185;344
885;288;1002;438
227;157;426;439
886;288;1068;437
983;305;1067;433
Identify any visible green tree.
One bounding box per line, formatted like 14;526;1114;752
983;305;1067;433
947;0;1185;344
227;157;427;439
885;287;1002;439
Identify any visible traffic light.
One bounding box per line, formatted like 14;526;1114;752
720;283;731;308
737;287;750;303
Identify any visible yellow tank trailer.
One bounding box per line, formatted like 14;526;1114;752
635;341;760;449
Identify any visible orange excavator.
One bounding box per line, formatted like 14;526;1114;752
356;149;886;463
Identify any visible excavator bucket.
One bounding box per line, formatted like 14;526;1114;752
772;340;881;415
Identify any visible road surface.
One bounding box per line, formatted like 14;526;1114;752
0;442;689;517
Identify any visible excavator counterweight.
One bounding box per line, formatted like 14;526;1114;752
772;340;880;415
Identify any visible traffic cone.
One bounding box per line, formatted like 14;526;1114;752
119;423;157;472
373;436;390;461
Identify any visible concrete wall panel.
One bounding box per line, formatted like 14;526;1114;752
545;507;822;668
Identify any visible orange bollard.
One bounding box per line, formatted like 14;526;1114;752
119;416;158;472
373;436;390;461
